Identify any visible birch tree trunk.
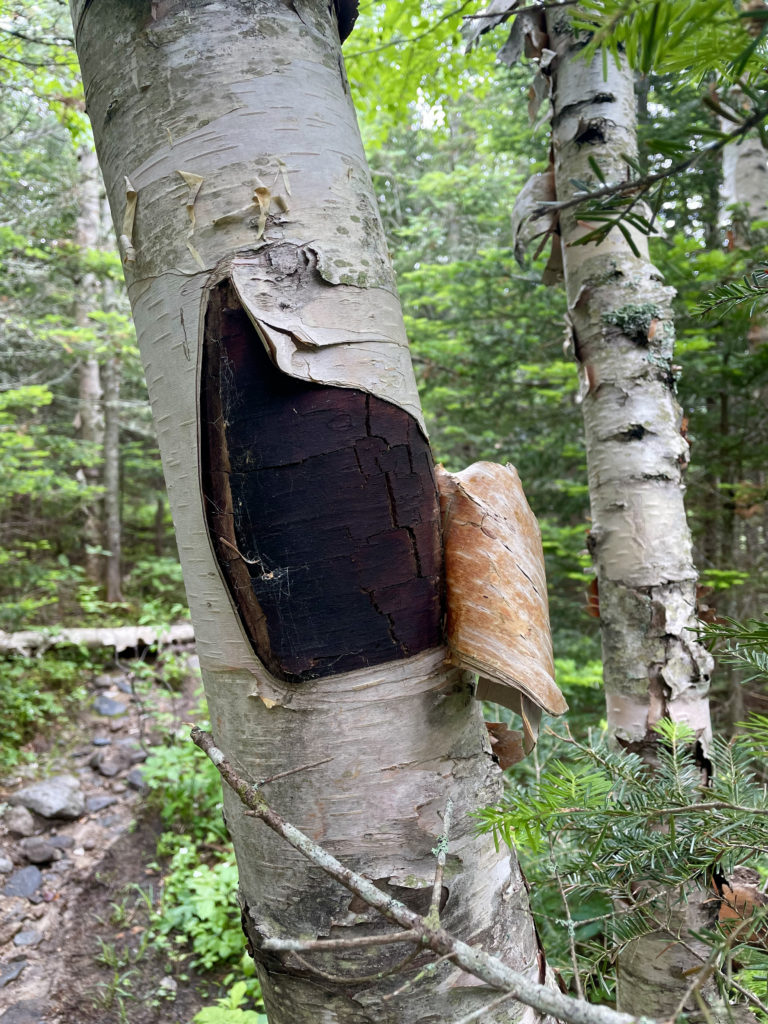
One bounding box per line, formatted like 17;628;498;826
544;14;716;1017
74;145;104;583
103;351;122;603
69;3;547;1021
717;95;768;722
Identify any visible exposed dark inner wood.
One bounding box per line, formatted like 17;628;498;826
200;280;443;681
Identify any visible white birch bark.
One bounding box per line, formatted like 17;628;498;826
103;352;122;603
543;15;717;1017
68;3;548;1021
544;16;713;754
721;97;768;250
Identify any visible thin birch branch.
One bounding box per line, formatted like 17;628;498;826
550;833;584;999
428;798;453;925
191;726;646;1024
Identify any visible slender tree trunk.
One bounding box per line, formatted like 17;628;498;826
69;3;548;1021
103;352;122;603
74;144;104;583
718;94;768;721
544;15;716;1017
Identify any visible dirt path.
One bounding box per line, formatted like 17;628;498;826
0;650;228;1024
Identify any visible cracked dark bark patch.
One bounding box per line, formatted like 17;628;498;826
200;280;443;681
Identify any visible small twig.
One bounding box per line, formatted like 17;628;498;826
664;916;757;1024
720;973;768;1017
550;833;584;999
428;799;454;925
463;1;577;17
217;535;265;567
259;757;334;787
288;946;424;987
381;952;458;1003
450;990;519;1024
263;931;421;953
345;0;473;58
191;726;645;1024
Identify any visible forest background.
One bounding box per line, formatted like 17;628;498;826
1;0;768;1021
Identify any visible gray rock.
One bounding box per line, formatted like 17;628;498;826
93;673;114;689
2;867;42;900
0;855;13;874
0;960;25;989
10;775;84;820
0;997;46;1023
89;746;133;777
48;834;74;850
109;717;127;732
12;931;41;948
93;694;127;717
115;738;147;763
115;677;133;695
158;975;177;996
86;795;116;813
0;921;23;946
91;736;111;747
3;807;36;838
19;838;57;865
126;767;146;792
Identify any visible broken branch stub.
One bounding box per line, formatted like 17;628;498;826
436;462;566;749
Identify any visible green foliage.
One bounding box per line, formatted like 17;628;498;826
0;652;89;769
695;266;768;318
141;714;250;975
575;0;768;83
152;844;243;970
475;717;768;1000
142;736;228;844
700;615;768;684
192;980;267;1024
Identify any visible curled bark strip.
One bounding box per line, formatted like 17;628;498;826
200;280;443;681
436;462;566;749
229;248;426;433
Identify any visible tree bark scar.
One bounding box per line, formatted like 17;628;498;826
200;280;443;681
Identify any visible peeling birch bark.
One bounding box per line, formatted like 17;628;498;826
542;15;717;1017
437;462;566;750
69;2;550;1021
543;16;713;758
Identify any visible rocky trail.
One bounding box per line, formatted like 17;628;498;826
0;645;228;1024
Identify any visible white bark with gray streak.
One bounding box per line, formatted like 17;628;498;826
69;3;548;1021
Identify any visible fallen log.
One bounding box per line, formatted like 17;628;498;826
0;623;195;656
